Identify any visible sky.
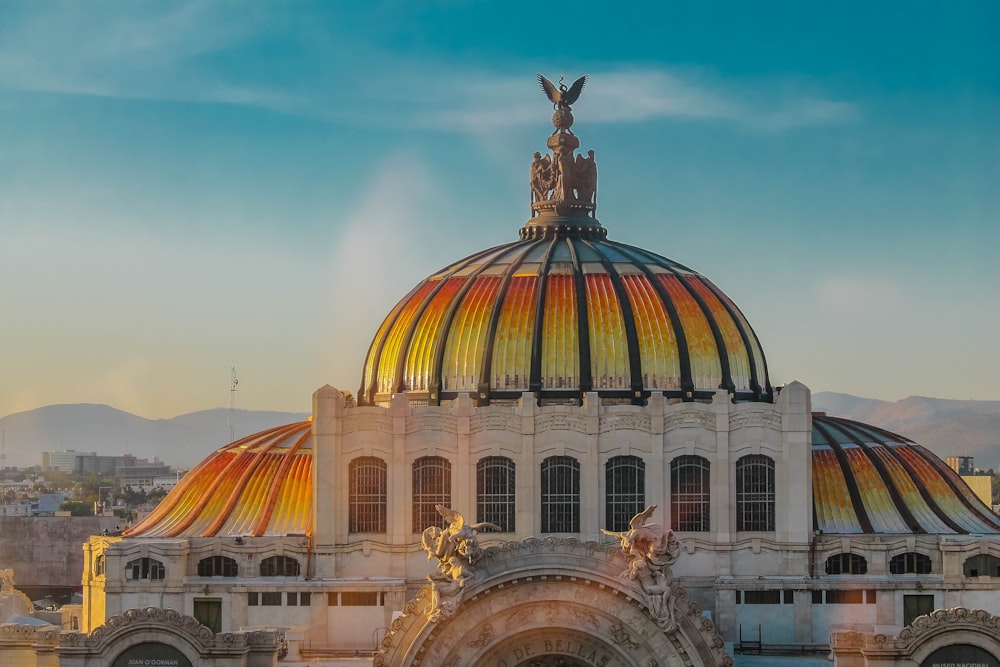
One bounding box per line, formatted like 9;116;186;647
1;1;998;419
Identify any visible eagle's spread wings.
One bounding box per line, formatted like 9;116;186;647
563;75;588;106
537;73;559;105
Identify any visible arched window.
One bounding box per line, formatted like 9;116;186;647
93;554;105;577
541;456;580;533
964;554;1000;578
413;456;451;531
670;455;710;532
349;457;387;533
605;456;645;532
259;555;300;577
889;552;932;575
198;555;238;577
477;456;515;532
825;553;868;575
736;454;775;532
125;557;164;580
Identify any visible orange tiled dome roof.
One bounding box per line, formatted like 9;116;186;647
124;422;312;538
812;414;1000;534
358;238;772;407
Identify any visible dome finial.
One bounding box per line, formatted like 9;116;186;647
523;74;603;240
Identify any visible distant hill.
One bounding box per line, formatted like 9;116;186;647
0;404;309;469
813;392;1000;471
3;395;998;472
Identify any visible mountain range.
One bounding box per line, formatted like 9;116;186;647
1;393;997;471
0;404;308;470
812;392;1000;471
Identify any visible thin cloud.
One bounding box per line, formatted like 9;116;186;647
0;5;859;132
427;69;860;133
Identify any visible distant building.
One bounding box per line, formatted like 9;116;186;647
41;450;92;473
35;493;66;516
947;456;995;507
115;459;171;492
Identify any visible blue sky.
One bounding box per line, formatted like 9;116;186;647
1;1;997;418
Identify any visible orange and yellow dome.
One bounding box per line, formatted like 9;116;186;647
124;422;312;538
358;236;771;406
812;414;1000;534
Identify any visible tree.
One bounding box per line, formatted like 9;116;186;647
59;500;94;517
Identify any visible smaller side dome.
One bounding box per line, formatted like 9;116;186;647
124;422;312;538
811;414;1000;535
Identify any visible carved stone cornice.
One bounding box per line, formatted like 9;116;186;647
57;608;281;653
831;607;1000;659
599;413;652;434
469;412;522;434
535;413;589;434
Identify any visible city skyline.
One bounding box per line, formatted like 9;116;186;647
2;2;997;419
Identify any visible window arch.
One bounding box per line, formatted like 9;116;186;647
889;552;932;575
349;457;387;533
605;456;645;532
413;456;451;531
259;555;300;577
198;555;238;577
825;552;868;575
541;456;580;533
125;557;164;580
477;456;515;532
671;455;710;532
736;454;775;532
964;554;1000;577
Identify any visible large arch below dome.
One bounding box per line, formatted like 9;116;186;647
375;537;732;667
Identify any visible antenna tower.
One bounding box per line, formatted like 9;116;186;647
228;363;239;443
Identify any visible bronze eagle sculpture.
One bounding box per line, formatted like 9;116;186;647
537;73;588;109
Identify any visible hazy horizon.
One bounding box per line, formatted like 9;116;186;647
3;2;997;419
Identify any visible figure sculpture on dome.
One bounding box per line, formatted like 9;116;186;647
602;505;681;632
574;149;597;205
421;505;499;621
530;151;556;205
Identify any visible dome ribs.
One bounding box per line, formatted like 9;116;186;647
385;244;513;402
476;241;541;405
611;243;695;398
565;238;592;395
427;246;516;404
699;278;770;400
581;239;644;401
910;445;1000;531
812;420;877;533
812;446;864;533
181;424;298;538
124;426;281;537
360;285;415;405
250;427;312;537
832;417;965;534
528;236;560;397
367;281;433;405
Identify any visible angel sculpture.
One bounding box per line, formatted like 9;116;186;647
421;506;499;621
601;505;681;632
537;74;588;109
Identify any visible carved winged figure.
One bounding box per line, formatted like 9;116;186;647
422;505;499;576
420;506;499;622
537;73;588;109
602;505;681;632
601;505;680;576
